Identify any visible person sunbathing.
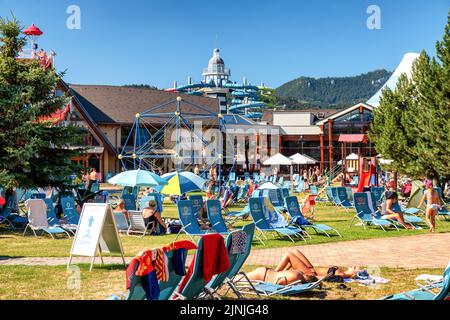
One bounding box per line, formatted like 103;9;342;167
246;249;360;285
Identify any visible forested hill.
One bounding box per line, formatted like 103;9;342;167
275;69;392;109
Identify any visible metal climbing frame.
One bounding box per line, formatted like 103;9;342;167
118;96;237;191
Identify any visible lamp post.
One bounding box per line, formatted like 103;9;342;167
299;135;304;154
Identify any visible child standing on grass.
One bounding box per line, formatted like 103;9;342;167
419;180;441;233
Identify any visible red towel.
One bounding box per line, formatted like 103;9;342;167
162;240;197;252
202;234;229;282
177;234;230;293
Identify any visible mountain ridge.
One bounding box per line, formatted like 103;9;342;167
275;69;392;109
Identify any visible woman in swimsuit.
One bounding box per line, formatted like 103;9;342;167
419;180;441;233
142;200;167;232
246;249;360;285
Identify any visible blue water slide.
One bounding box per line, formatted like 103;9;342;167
229;102;265;112
222;83;260;91
176;83;212;91
231;91;260;99
246;112;263;119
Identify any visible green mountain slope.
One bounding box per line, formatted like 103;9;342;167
275;69;392;109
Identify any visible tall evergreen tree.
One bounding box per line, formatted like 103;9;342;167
0;16;81;191
369;12;450;183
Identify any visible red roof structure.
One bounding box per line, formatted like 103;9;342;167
23;24;43;36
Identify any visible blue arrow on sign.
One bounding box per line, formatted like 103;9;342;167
88;216;94;227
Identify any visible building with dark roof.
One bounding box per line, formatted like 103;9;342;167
58;81;222;177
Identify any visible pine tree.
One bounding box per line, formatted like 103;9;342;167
0;16;81;191
369;11;450;184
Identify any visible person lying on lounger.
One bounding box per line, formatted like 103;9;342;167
246;249;360;285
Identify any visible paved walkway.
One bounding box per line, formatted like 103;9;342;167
1;233;449;269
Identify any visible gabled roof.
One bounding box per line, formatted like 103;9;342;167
315;103;374;125
68;84;221;125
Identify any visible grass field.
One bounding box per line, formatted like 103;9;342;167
2;200;449;258
0;263;444;300
1;194;448;300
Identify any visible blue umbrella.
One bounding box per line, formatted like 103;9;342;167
156;171;207;195
108;169;168;187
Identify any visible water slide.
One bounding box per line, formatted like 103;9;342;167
228;102;265;112
357;158;375;192
169;80;267;119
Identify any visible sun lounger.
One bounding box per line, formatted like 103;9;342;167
351;192;399;231
23;199;70;238
249;197;306;244
205;199;231;234
113;211;129;233
285;196;341;237
205;223;260;299
127;210;156;236
249;274;329;297
176;200;209;241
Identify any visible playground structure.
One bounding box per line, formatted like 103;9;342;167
18;24;55;69
166;48;272;120
118;96;237;190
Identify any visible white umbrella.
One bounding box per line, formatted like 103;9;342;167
258;182;280;190
289;153;318;165
263;153;294;166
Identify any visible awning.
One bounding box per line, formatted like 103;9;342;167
338;134;367;143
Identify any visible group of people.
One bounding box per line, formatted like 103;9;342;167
81;168;99;190
382;179;442;232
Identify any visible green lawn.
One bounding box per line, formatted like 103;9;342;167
0;263;444;300
1;200;450;258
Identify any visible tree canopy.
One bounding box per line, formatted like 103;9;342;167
369;12;450;183
0;16;81;190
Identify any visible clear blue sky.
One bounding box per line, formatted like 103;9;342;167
1;0;449;88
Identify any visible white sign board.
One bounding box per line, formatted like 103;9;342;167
68;203;125;270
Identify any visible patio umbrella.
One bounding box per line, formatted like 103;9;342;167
289;153;318;165
23;24;43;36
263;153;294;166
108;169;167;187
257;182;279;190
156;171;207;195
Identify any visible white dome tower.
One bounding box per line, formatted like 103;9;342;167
202;48;231;87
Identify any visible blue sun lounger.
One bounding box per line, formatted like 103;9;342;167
335;187;354;209
60;196;80;234
206;223;260;299
381;264;450;300
249;274;330;297
205;199;231;234
1;195;28;227
249;197;305;244
263;189;286;211
122;194;137;211
176;200;209;241
172;237;212;300
285;196;342;237
351;193;399;231
109;250;191;300
189;195;204;218
388;202;425;229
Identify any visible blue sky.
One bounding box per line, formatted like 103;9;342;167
1;0;449;88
